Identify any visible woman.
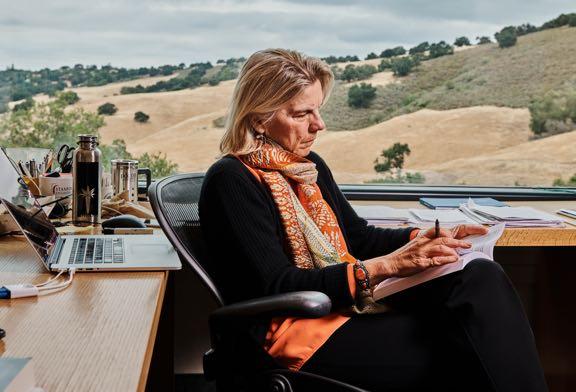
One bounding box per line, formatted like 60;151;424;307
199;49;547;391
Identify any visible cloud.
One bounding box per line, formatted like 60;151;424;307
1;0;573;69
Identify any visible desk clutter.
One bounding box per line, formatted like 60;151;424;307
353;198;566;228
2;135;153;225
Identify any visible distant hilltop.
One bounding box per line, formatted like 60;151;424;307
1;11;574;114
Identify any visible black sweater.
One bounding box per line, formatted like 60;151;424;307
199;152;413;309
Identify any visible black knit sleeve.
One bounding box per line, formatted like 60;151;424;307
311;153;414;261
200;167;354;309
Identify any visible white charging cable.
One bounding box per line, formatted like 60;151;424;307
0;268;76;299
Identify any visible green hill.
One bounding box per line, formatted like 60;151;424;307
322;26;576;131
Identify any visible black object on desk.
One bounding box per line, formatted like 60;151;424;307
102;214;147;229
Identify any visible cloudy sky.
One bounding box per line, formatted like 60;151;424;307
1;0;574;70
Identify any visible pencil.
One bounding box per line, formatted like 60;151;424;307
434;219;440;238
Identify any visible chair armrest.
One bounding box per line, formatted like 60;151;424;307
210;291;331;326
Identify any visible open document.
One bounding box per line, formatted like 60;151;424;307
373;223;506;301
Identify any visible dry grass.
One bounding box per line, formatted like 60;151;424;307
322;26;576;131
18;27;575;186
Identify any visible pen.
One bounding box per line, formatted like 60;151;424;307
434;219;440;238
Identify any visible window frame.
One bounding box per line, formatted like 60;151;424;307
339;184;576;201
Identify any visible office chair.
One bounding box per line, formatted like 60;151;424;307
149;173;368;392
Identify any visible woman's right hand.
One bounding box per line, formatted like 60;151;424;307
363;236;472;285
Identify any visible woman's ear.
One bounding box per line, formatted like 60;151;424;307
250;115;267;134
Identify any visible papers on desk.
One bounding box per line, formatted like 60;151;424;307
409;208;478;225
460;199;564;227
353;199;565;228
352;205;414;225
353;205;478;226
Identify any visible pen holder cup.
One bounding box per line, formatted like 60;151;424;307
38;174;73;208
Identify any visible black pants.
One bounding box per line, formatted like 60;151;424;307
301;259;548;392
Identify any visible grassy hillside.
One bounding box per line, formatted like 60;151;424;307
322;26;576;131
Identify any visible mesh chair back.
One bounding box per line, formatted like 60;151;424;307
148;173;224;306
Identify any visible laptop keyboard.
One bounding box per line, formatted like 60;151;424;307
68;238;125;264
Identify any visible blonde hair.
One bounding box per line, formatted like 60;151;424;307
219;49;334;156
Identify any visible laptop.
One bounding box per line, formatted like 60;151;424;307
0;148;181;272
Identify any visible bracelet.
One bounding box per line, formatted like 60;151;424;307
353;260;371;291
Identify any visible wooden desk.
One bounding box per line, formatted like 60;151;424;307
0;236;168;392
353;200;576;246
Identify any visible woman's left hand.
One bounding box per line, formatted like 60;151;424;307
450;224;489;239
418;224;488;240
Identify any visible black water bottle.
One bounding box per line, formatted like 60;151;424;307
72;135;102;224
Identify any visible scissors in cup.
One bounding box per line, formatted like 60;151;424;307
57;144;74;173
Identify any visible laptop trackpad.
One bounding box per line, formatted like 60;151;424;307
129;243;172;261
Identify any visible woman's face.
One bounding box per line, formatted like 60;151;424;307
261;80;326;157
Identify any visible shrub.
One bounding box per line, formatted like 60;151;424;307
428;41;454;58
570;14;576;27
541;13;576;29
340;64;377;82
365;52;378;60
134;111;150;123
454;36;471;47
476;36;492;44
380;46;405;58
553;174;576;187
390;57;416;76
137;152;178;178
56;91;80;106
13;98;35;112
529;90;576;136
516;23;538;36
495;26;517;48
378;59;391;72
409;42;429;55
212;116;227;128
374;142;411;175
97;102;118;115
348;83;377;108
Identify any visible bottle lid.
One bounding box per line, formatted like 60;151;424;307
77;134;99;144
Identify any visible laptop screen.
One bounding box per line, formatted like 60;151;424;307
0;148;58;267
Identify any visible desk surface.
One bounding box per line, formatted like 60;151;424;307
352;200;576;247
0;237;167;392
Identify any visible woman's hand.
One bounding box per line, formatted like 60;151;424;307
363;235;472;284
417;224;488;240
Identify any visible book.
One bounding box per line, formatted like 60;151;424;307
420;197;507;209
372;223;505;301
0;357;38;392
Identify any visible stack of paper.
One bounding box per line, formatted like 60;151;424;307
408;208;478;225
352;205;415;225
460;199;564;227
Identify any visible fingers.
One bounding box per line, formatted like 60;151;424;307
422;227;452;239
453;224;489;239
428;244;459;258
430;255;459;266
433;237;471;249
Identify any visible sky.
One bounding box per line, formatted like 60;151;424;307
1;0;574;70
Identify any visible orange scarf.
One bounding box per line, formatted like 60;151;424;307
240;141;358;270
